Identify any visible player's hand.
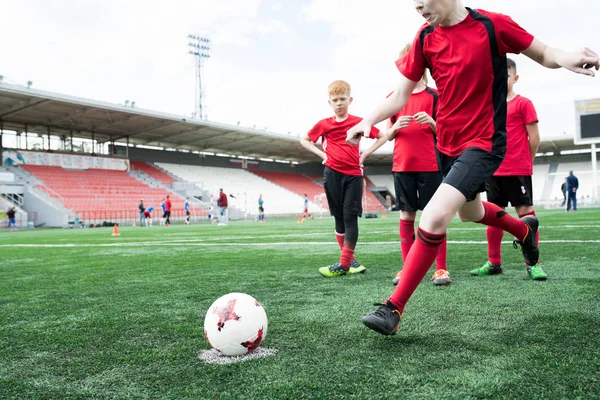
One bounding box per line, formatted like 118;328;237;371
392;116;413;131
413;112;434;126
557;47;600;76
321;153;327;165
347;120;370;146
359;153;366;166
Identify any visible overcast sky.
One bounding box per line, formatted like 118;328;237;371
1;0;599;153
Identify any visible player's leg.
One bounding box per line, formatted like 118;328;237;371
319;167;348;277
341;175;366;274
417;171;451;285
392;172;418;285
362;149;538;335
513;176;547;280
471;176;505;276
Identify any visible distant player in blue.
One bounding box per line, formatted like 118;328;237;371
160;199;166;226
303;194;312;220
258;194;265;223
566;170;579;212
144;206;154;227
184;197;191;224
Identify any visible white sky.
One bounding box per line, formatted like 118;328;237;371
1;0;599;153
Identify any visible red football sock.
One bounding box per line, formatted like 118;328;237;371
335;232;344;251
339;247;355;268
477;202;527;240
435;236;447;271
389;228;445;312
487;226;504;266
518;211;539;245
399;219;415;263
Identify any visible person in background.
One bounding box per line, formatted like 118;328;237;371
566;170;579;212
258;194;265;223
7;207;17;231
144;206;154;227
138;199;145;227
160;199;166;225
184;197;191;225
560;178;567;207
217;189;229;226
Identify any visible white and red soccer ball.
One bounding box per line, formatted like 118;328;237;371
204;293;268;356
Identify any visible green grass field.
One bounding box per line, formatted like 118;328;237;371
1;209;599;399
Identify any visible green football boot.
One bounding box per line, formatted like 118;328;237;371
470;261;503;276
527;263;548;281
318;262;349;277
349;259;367;274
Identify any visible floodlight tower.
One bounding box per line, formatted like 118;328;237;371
188;34;211;119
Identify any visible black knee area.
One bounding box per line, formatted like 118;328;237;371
343;214;358;245
334;216;345;235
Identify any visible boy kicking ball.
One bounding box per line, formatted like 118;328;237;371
347;0;598;335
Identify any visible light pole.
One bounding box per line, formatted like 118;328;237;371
188;34;211;119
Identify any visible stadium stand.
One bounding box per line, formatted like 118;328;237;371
130;161;177;185
19;165;187;222
155;163;323;215
249;171;328;209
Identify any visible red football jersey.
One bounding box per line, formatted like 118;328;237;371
397;8;534;157
494;94;538;176
165;199;172;211
308;114;380;176
391;87;439;172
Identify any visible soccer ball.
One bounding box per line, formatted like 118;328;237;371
204;292;268;356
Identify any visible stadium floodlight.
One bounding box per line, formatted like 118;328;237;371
131;101;136;108
0;75;3;82
125;100;129;106
27;80;32;88
188;33;211;119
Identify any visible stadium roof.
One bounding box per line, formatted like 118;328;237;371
0;82;593;165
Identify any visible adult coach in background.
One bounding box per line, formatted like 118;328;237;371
470;58;547;281
347;0;599;336
387;43;450;287
217;188;229;226
566;170;579;212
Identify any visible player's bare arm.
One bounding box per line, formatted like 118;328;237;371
360;131;388;165
347;74;417;146
300;132;327;162
525;122;540;159
413;111;436;134
523;39;599;76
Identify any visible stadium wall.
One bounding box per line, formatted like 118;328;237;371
121;146;325;175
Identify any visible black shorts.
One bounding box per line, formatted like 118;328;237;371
323;166;362;218
437;147;504;202
486;175;533;207
186;210;190;216
393;171;443;212
258;207;264;213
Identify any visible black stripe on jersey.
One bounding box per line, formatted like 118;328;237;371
466;7;507;156
424;86;438;120
419;25;437;71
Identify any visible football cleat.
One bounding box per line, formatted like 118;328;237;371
527;263;548;281
513;216;539;266
361;300;402;336
318;262;349;277
349;259;367;274
470;261;503;276
392;270;403;286
431;269;451;286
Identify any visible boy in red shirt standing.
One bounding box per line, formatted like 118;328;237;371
388;43;450;287
348;0;598;335
471;58;547;280
300;80;387;277
164;195;172;226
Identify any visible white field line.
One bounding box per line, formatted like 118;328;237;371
1;239;599;248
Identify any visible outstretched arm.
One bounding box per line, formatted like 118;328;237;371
523;39;599;76
347;74;417;145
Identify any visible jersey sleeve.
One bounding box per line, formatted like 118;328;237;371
520;97;538;125
307;121;324;143
395;27;428;82
368;125;380;139
492;13;535;55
